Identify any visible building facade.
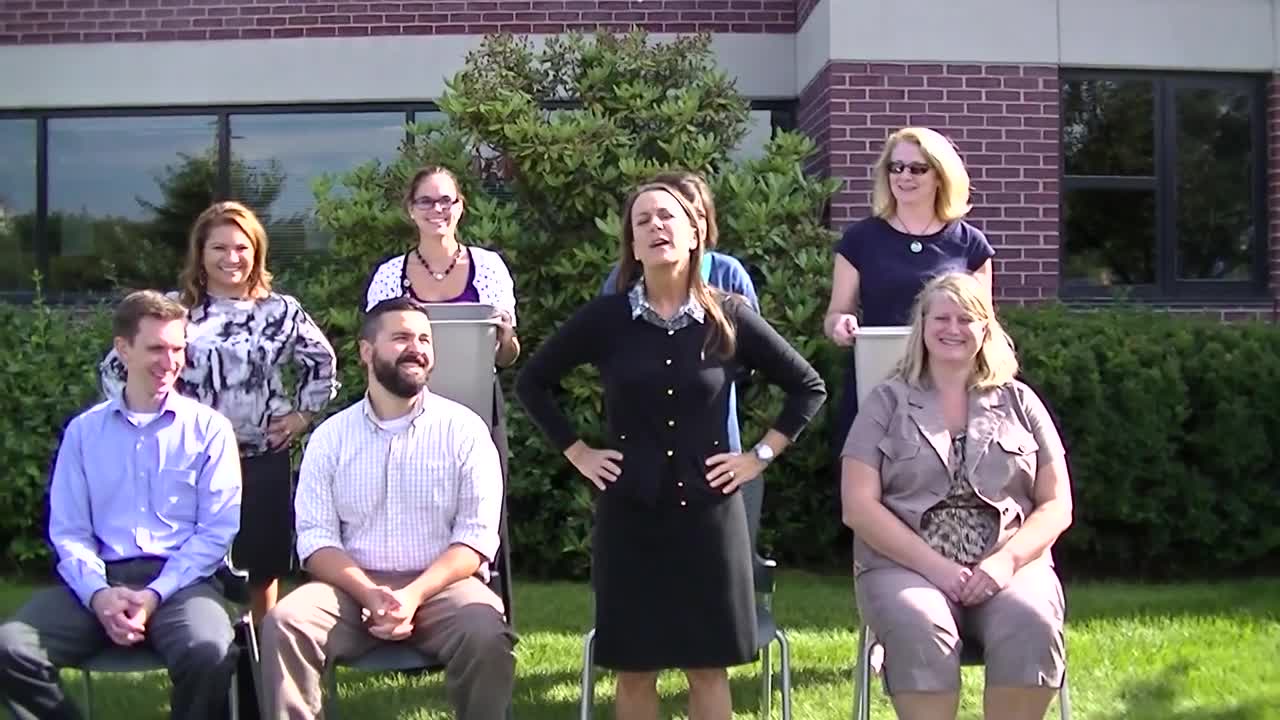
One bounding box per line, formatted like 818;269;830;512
1;0;1277;319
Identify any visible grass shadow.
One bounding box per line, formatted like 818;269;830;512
1107;661;1279;720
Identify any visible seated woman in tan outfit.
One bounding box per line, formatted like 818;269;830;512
841;271;1073;720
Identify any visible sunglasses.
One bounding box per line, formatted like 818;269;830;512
887;161;932;176
411;195;459;210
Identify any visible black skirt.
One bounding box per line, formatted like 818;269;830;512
591;489;756;671
231;449;294;583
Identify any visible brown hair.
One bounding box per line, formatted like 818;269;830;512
113;289;187;342
177;201;273;306
403;166;466;212
646;170;719;249
617;182;736;358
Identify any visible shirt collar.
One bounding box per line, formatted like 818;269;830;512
627;279;705;323
109;390;180;424
360;389;431;428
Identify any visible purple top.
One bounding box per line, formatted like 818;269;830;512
835;217;995;327
398;248;481;304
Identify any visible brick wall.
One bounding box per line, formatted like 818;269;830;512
0;0;796;43
796;0;817;28
1269;74;1280;302
800;60;1061;302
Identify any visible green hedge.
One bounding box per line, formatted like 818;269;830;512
2;297;1277;580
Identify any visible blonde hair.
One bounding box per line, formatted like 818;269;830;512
178;201;273;306
871;127;972;222
616;182;736;358
894;272;1017;390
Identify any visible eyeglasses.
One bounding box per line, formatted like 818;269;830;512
887;161;932;176
411;195;459;210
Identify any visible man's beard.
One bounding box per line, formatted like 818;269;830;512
372;349;430;398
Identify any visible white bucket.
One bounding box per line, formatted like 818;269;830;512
853;326;912;404
421;303;498;427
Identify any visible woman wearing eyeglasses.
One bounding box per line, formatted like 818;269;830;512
824;127;994;450
363;167;520;531
363;166;519;366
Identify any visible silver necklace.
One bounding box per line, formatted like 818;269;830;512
895;216;938;253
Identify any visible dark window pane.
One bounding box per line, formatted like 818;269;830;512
0;119;37;291
48;116;217;292
1063;188;1156;285
229;113;404;272
1174;86;1256;281
1062;79;1155;176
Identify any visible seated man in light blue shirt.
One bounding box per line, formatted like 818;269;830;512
0;290;243;720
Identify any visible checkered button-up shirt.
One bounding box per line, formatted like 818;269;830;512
295;391;502;576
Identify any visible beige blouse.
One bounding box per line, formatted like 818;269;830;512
842;378;1066;576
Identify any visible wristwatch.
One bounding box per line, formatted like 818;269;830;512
752;442;776;465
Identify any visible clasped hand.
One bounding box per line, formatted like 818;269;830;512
91;587;159;647
928;551;1017;606
363;585;421;641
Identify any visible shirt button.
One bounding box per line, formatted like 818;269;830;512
666;389;674;396
667;420;675;427
677;481;684;488
665;358;672;365
619;434;627;440
680;500;688;507
666;450;674;457
667;330;675;336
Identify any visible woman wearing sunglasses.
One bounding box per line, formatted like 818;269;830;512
823;127;994;452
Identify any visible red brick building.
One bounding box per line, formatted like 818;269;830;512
1;0;1276;318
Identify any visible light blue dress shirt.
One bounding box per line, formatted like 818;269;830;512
48;392;242;607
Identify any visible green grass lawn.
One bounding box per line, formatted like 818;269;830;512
0;573;1277;719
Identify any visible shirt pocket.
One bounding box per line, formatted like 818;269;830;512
992;427;1040;492
153;468;199;526
411;461;456;515
876;436;935;498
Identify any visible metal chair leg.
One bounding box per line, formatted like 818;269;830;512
228;667;240;720
579;628;596;720
760;640;773;719
853;626;871;720
775;629;792;720
1059;670;1072;720
324;663;339;720
82;671;94;720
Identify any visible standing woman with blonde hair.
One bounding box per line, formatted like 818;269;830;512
518;181;825;719
101;201;339;621
823;127;995;450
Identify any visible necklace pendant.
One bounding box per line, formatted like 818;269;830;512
909;240;924;253
432;272;446;281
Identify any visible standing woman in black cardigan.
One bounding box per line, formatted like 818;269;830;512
516;181;826;719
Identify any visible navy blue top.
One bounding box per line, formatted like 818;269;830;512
836;217;995;327
601;251;760;454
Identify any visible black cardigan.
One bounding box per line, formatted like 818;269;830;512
516;294;827;508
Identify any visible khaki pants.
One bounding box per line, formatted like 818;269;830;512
259;574;516;719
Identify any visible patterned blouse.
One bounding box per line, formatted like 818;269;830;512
919;431;1001;565
627;279;705;331
363;246;517;323
100;292;339;457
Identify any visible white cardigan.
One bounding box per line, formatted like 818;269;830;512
363;246;517;325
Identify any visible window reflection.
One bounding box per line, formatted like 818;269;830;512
47;115;217;292
1062;79;1155;177
0;120;37;291
229;112;404;272
1175;86;1255;281
1063;188;1156;286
